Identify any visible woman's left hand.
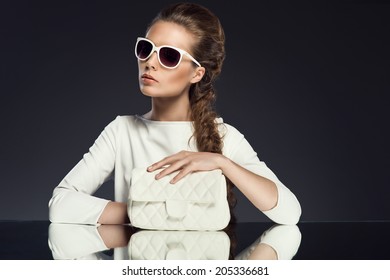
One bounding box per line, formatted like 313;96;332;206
147;150;226;184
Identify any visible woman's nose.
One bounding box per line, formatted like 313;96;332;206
145;51;159;70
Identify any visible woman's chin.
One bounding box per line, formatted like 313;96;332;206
139;87;157;97
140;90;175;99
141;91;161;98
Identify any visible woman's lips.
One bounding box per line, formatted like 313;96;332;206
141;73;158;83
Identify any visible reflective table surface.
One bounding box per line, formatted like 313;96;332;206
0;221;389;260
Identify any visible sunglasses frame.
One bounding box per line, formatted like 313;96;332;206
135;37;201;69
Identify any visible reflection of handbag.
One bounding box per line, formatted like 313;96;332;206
128;230;230;260
128;167;230;231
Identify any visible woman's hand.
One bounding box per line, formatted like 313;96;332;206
147;150;226;184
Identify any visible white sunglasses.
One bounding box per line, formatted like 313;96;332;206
135;37;201;69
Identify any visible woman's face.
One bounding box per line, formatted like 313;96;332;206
137;21;201;98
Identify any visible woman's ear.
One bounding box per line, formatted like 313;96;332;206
190;67;205;84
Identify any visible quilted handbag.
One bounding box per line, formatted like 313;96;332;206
127;167;230;231
128;230;230;260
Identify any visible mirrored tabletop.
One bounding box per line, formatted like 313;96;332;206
0;221;389;260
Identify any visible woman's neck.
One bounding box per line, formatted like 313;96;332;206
144;96;192;121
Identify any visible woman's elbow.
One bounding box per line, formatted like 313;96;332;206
48;195;62;223
279;196;302;225
261;193;302;225
284;203;302;225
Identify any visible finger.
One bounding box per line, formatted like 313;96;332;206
148;151;188;172
170;166;193;184
155;160;188;180
148;157;174;172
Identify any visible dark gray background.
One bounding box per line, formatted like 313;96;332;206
1;0;389;222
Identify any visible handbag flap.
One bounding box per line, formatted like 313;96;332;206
130;168;225;204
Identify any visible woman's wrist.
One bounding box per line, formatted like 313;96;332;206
216;153;233;173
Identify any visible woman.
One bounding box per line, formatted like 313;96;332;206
48;2;301;226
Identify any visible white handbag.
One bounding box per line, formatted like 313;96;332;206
127;167;230;231
128;230;230;260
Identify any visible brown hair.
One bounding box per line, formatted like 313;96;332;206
147;2;237;224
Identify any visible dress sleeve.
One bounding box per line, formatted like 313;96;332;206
224;124;302;225
48;116;120;225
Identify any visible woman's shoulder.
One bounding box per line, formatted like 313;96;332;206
113;114;137;122
109;114;153;126
101;115;143;134
217;117;253;158
217;117;245;139
105;114;136;126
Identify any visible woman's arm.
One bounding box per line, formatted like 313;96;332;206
49;117;122;225
148;151;277;211
148;150;301;225
218;155;278;211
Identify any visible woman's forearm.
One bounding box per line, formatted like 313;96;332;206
217;155;278;211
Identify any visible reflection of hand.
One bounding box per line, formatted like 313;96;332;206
147;150;225;184
235;224;302;260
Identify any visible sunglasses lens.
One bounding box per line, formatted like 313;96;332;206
136;40;153;59
160;47;181;68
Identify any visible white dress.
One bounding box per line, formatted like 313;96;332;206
48;115;301;225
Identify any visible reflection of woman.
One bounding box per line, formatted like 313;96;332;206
48;2;301;225
235;224;302;260
48;223;302;260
